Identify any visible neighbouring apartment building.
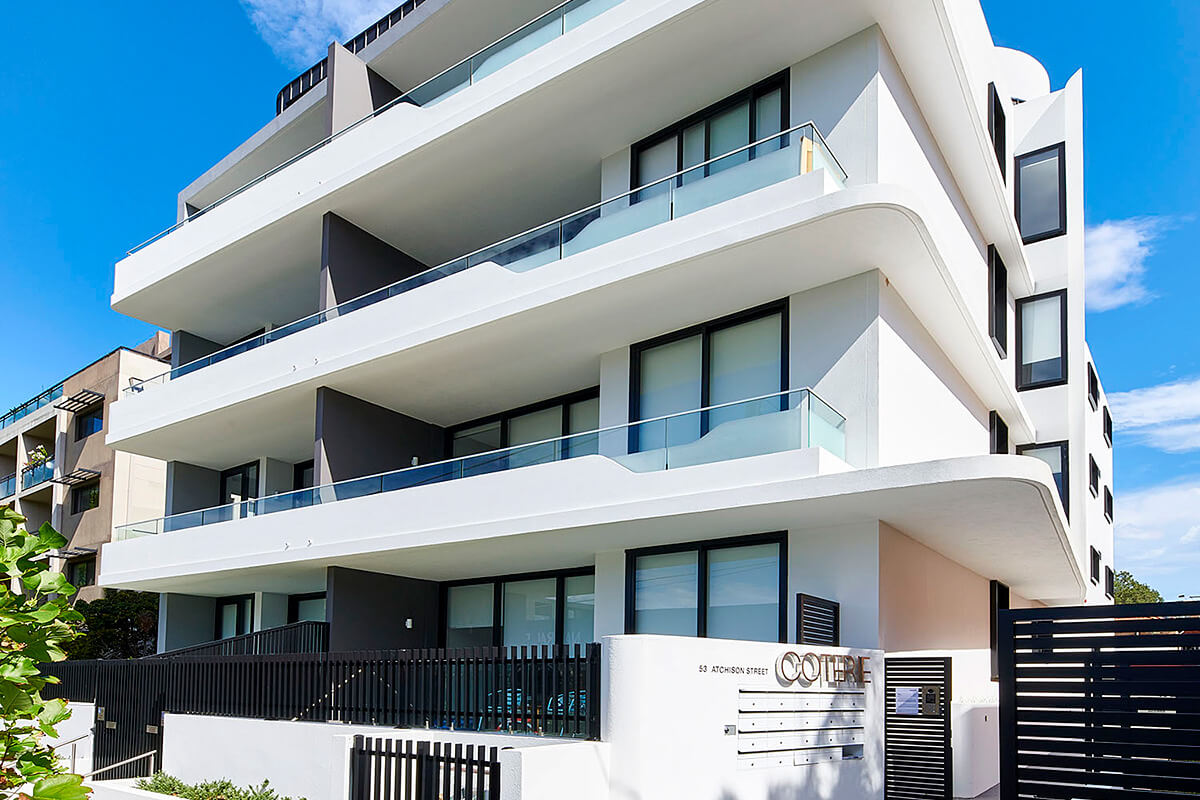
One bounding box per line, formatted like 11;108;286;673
0;333;170;601
88;0;1115;796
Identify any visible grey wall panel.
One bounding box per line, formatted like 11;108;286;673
326;566;440;651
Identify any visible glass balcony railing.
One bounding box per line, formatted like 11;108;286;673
21;459;54;490
115;387;846;539
0;473;15;499
133;0;627;254
1;384;63;431
127;124;844;395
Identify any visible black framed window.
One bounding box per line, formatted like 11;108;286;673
1089;455;1100;497
1016;290;1067;390
1089;547;1101;585
990;579;1009;681
1087;363;1099;410
989;411;1009;455
1104;566;1114;599
70;481;100;515
293;460;315;490
1103;406;1113;447
988;83;1006;181
75;405;103;441
219;461;259;504
215;595;254;639
988;245;1008;358
1018;441;1069;514
631;73;789;201
630;301;787;452
288;592;326;624
1015;142;1066;243
68;558;96;589
625;532;786;643
442;567;595;648
1104;486;1113;523
447;388;600;462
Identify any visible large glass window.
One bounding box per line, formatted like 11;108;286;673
288;592;326;624
631;74;788;198
1018;441;1068;514
1016;291;1067;389
563;574;596;646
215;596;253;640
449;390;600;460
1015;143;1066;243
220;461;259;504
502;578;557;647
628;534;785;642
443;569;595;647
446;583;495;648
75;405;103;441
631;304;786;451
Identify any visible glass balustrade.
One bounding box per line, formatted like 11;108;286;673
127;124;845;395
21;459;54;490
115;388;846;540
1;385;63;430
0;474;15;499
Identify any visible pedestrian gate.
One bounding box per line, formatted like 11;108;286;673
884;656;953;799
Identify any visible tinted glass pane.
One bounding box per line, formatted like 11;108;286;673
502;578;557;646
706;543;780;642
452;421;502;457
508;407;562;446
634;551;698;636
637;136;677;197
637;335;702;450
218;604;239;639
681;123;706;184
1019;294;1064;386
708;313;783;429
446;583;494;647
293;597;326;623
564;574;595;645
708;101;750;173
755;88;783;153
567;397;600;458
1018;148;1063;239
1022;445;1065;505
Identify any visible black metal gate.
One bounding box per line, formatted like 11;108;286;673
884;656;952;800
92;660;166;778
349;736;500;799
997;600;1200;799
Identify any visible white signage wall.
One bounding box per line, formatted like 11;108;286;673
603;635;884;800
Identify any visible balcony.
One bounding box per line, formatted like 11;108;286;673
1;384;62;431
21;459;54;490
127;125;843;396
116;388;845;538
0;473;14;499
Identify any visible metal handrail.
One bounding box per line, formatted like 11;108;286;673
129;0;619;256
126;122;842;393
116;386;844;535
84;749;156;779
52;734;90;775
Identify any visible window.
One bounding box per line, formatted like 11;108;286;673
1015;143;1066;243
215;595;253;639
442;568;595;648
70;481;100;515
220;462;259;504
989;411;1009;455
988;83;1006;180
75;405;103;441
1016;290;1067;390
631;73;788;199
1090;547;1101;585
990;580;1009;681
1104;566;1114;599
288;592;326;623
626;533;786;643
68;558;95;589
1103;406;1113;447
1087;363;1099;410
630;302;786;451
988;245;1008;358
1018;442;1069;514
293;460;315;490
1089;455;1100;497
448;389;600;463
1104;486;1113;522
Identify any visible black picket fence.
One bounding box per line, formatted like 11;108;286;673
47;643;601;740
146;621;329;658
349;736;500;800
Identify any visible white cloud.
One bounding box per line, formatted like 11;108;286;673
1183;526;1200;545
240;0;397;69
1115;480;1200;598
1109;377;1200;452
1084;217;1167;312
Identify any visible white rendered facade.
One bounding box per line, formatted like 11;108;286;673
98;0;1114;796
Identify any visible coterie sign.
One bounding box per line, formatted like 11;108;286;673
775;650;872;687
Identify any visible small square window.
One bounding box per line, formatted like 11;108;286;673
75;405;103;441
70;481;100;515
1090;546;1101;584
68;558;95;588
1087;363;1099;410
1104;487;1113;523
989;411;1009;455
1089;456;1100;497
1015;143;1066;244
1016;291;1067;390
1103;407;1113;447
1104;566;1114;599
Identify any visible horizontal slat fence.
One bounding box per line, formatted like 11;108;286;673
146;621;329;658
998;600;1200;799
350;736;500;800
47;643;600;739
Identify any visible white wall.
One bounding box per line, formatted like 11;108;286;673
789;522;881;649
49;702;95;777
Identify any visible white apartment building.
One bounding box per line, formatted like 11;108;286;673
91;0;1116;796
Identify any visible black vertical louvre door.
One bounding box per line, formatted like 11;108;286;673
997;601;1200;799
796;594;840;645
884;657;953;800
349;736;500;800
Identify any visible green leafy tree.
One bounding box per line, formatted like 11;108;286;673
1113;570;1163;605
0;507;89;799
65;591;158;661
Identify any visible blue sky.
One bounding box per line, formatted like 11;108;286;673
0;1;1197;598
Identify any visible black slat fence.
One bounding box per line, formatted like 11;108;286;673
884;656;952;800
146;621;329;659
349;736;500;800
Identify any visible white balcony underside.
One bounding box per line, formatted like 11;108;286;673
99;452;1081;603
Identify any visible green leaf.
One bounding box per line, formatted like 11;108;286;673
37;698;68;728
0;681;35;715
30;772;92;800
36;524;67;551
0;658;41;684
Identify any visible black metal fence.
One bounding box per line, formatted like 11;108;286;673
349;736;500;800
884;656;952;800
998;600;1200;799
146;621;329;659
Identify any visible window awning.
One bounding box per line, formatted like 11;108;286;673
54;389;104;413
51;468;100;486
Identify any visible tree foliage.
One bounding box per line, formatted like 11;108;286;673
65;591;158;661
1113;570;1163;605
0;507;89;799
